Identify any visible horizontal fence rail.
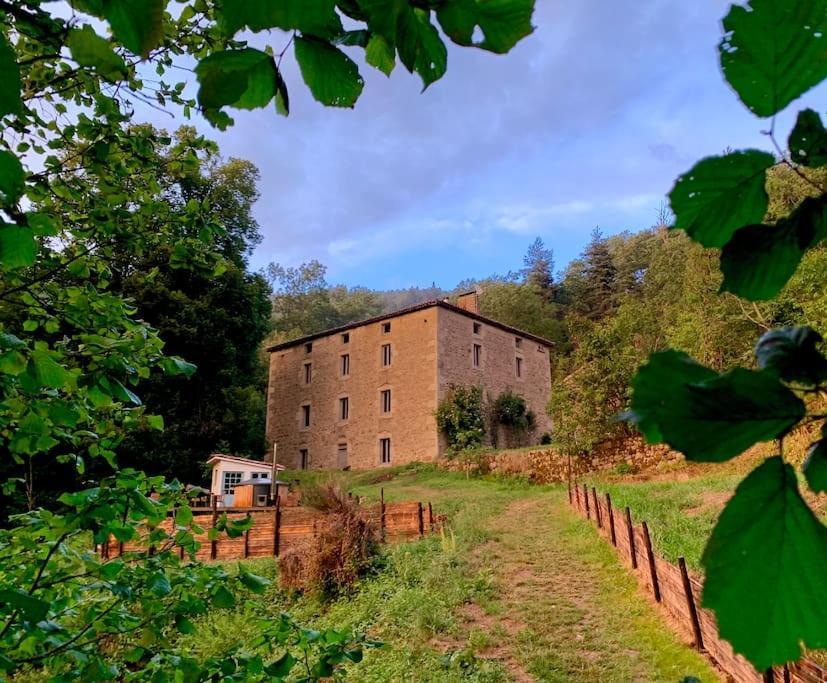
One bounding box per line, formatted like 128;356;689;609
103;492;434;562
569;479;827;683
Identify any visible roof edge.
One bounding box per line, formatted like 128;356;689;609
266;300;554;353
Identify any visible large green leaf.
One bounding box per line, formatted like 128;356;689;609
0;224;36;269
803;435;827;494
719;0;827;118
628;351;805;462
294;37;364;107
102;0;166;58
720;194;827;300
669;151;775;248
437;0;534;54
789;109;827;168
0;152;24;206
196;48;286;119
754;326;827;385
67;25;127;80
365;34;395;76
217;0;342;39
27;350;72;389
0;34;21;117
701;456;827;668
0;589;50;622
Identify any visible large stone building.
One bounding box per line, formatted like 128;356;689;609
265;292;552;470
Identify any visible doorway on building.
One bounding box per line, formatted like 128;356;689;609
337;442;348;469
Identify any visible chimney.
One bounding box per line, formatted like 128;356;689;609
456;290;480;314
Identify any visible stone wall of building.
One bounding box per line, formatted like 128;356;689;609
265;307;439;470
436;306;553;456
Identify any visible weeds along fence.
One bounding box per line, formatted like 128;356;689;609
102;491;435;562
568;481;827;683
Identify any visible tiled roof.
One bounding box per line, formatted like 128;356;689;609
266;299;554;352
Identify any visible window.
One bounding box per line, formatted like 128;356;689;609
303;362;312;384
339;396;349;421
337;443;348;468
515;336;523;349
342;332;349;344
382;322;391;333
299;448;309;470
301;404;311;428
305;341;312;353
516;356;523;378
256;494;268;506
473;322;481;334
222;471;243;496
380;437;391;464
537;344;546;353
341;353;350;376
381;389;391;414
473;343;482;368
251;472;265;480
381;343;392;367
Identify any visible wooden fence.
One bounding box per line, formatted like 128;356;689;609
569;481;827;683
102;491;435;561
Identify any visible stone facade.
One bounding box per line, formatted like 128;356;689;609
265;298;553;470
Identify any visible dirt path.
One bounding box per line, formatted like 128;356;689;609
464;491;720;682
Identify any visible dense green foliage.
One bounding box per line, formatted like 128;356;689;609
435;385;486;451
0;0;534;678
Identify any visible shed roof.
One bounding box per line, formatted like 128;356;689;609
206;454;285;470
266;299;554;353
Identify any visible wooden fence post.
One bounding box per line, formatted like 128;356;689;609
641;521;660;602
417;502;424;538
243;526;250;559
380;488;386;542
605;493;616;546
574;481;580;509
583;484;590;519
567;455;572;505
763;669;774;683
591;488;602;528
428;502;434;533
625;507;637;569
179;543;185;561
678;557;704;650
118;540;124;557
210;495;218;561
783;665;791;683
272;498;281;557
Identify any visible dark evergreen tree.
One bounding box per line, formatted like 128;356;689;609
580;227;618;320
522;236;555;294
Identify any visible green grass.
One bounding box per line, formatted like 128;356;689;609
176;465;719;681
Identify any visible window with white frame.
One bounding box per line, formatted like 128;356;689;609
222;471;243;495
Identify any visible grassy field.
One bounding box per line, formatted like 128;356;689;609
177;465;719;682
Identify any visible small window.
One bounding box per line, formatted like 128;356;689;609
341;353;350;376
301;404;311;428
381;343;392;367
299;448;309;470
473;322;481;334
342;332;350;344
538;344;546;353
303;362;312;384
339;396;349;421
305;342;313;353
222;471;243;495
379;437;391;464
256;494;268;506
250;472;263;480
382;322;391;334
516;356;523;378
473;343;482;368
515;337;523;349
381;389;391;414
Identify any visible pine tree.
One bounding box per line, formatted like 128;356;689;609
581;227;618;320
522;237;555;294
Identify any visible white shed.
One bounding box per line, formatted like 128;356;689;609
206;454;285;507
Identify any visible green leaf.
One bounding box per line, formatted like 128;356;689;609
720;194;827;300
0;152;24;206
365;34;395;76
102;0;166;58
0;350;26;375
668;150;775;248
803;437;827;494
0;589;50;622
294;37;364;107
719;0;827;117
0;34;22;117
701;456;827;668
160;356;197;377
147;414;164;431
67;25;127;80
789;109;827;167
265;652;296;677
238;567;270;594
627;351;805;462
28;350;72;389
212;585;235;609
754;326;827;385
0;224;36;269
217;0;342;39
436;0;535;54
196;48;283;117
175;615;196;634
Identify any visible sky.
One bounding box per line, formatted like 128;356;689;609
141;0;827;291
